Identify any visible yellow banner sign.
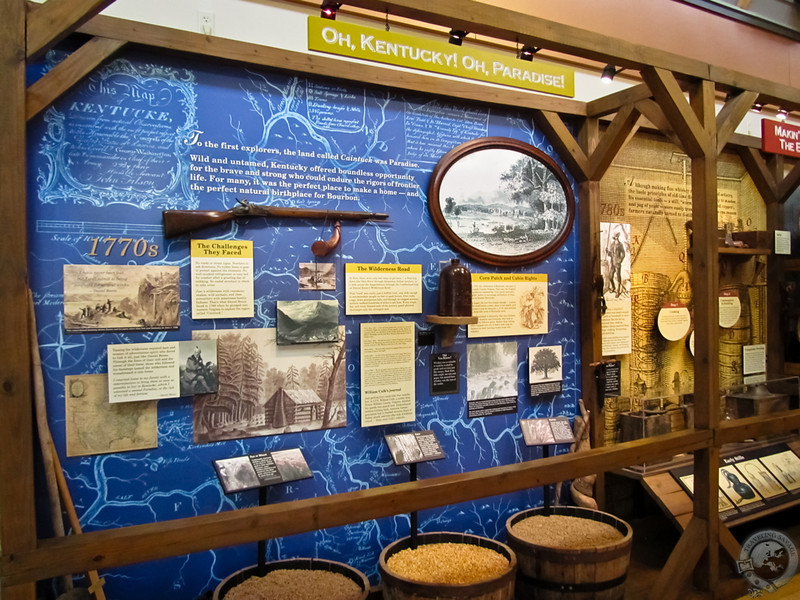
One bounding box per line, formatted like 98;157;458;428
308;17;574;98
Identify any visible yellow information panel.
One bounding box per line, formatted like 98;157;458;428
345;263;423;315
308;17;574;98
469;273;549;337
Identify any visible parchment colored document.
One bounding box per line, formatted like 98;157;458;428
360;321;416;426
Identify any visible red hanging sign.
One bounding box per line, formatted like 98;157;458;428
762;118;800;158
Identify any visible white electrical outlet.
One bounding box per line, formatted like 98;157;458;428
199;10;215;35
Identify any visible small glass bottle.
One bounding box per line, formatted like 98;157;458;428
438;258;472;317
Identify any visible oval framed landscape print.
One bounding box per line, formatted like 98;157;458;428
428;136;575;267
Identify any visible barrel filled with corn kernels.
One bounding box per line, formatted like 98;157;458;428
379;531;517;600
505;506;632;600
213;558;369;600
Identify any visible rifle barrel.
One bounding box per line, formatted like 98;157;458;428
162;204;389;238
248;205;389;222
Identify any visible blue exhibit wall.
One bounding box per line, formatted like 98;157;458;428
27;45;580;599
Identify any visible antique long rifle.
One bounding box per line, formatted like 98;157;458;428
163;199;389;238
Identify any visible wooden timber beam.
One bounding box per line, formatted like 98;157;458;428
341;0;800;110
777;161;800;203
534;111;591;180
76;14;586;117
0;428;712;586
738;147;779;202
637;72;723;596
689;79;722;595
716;90;760;156
641;66;712;158
587;103;641;180
0;0;36;599
577;118;603;502
533;104;641;182
719;524;743;566
586;82;652;118
738;146;800;205
634;98;686;152
26;35;126;119
26;0;117;59
649;517;709;600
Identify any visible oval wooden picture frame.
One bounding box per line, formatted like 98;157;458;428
428;136;575;267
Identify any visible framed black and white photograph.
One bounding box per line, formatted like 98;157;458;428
276;299;339;345
428;137;575;267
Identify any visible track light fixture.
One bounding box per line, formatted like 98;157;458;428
601;64;623;84
518;45;539;61
448;29;468;46
777;108;789;121
751;102;763;113
320;1;341;20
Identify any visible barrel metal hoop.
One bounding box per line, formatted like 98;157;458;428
518;571;627;592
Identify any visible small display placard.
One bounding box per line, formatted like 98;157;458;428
430;352;460;396
604;360;621;397
385;430;445;465
520;417;575;446
213;448;312;494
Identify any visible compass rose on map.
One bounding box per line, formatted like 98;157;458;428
38;313;86;371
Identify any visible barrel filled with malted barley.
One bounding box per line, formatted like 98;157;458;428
213;557;369;600
505;506;632;600
379;531;517;600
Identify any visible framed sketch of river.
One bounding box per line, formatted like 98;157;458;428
428;137;575;267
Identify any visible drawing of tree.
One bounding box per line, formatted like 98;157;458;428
321;331;345;429
531;347;561;379
285;365;300;389
500;157;544;207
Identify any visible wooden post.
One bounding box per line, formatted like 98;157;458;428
689;78;721;596
766;199;784;374
641;69;720;599
578;118;605;506
0;0;37;599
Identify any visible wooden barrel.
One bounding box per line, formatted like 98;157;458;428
379;531;517;600
505;506;632;600
214;558;370;600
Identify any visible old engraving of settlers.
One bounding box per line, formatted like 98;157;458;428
192;327;346;443
63;264;179;332
439;147;568;257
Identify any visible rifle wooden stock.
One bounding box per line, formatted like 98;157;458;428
162;201;389;238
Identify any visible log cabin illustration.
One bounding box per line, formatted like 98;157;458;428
264;388;325;428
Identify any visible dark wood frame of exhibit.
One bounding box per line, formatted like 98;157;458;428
3;1;800;599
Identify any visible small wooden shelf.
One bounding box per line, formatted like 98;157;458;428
687;247;771;256
785;258;800;271
425;315;479;326
718;247;771;256
425;315;478;346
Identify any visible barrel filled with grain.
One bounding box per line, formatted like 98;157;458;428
505;506;632;600
379;531;517;600
213;557;369;600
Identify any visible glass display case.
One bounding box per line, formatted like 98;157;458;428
722;374;799;421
